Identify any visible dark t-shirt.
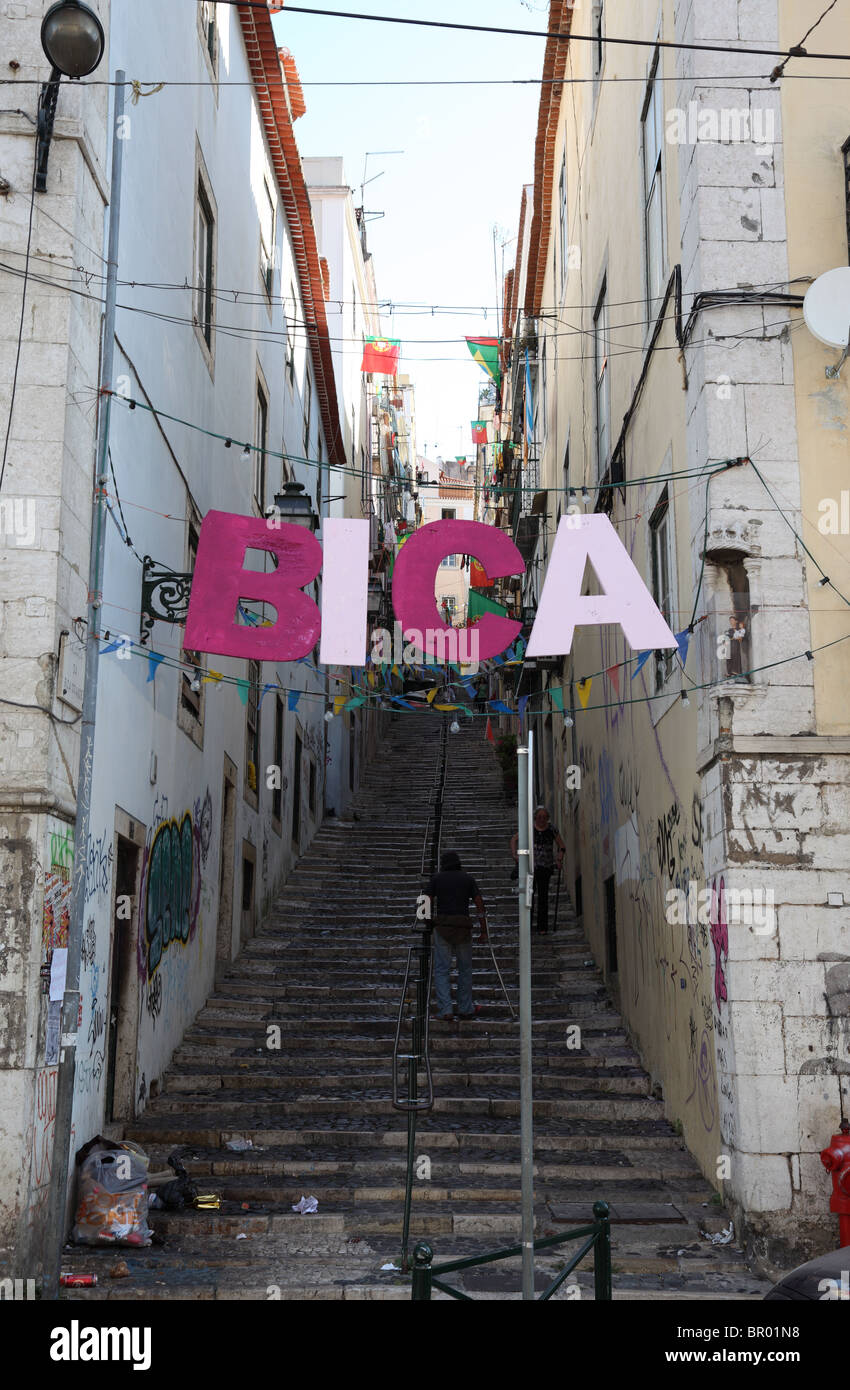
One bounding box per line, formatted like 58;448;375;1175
534;825;559;870
427;870;480;918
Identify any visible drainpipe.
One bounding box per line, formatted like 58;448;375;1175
43;72;126;1300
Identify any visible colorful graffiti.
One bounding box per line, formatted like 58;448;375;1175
138;790;212;995
710;876;729;1007
143;811;195;977
43;822;73;951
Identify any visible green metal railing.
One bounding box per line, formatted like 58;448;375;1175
410;1201;613;1301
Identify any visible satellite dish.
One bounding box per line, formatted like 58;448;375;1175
803;267;850;349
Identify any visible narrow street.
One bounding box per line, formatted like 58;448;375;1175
60;719;767;1300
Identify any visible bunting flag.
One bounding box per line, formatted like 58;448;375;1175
631;650;652;681
102;637;125;655
489;700;512;715
361;336;401;375
471;421;488;444
235;678;250;706
391;663;401;680
518;695;529;730
345;696;366;710
391;696;415;709
675;629;691;667
203;669;223;686
434;704;461;711
465;336;501;386
288;690;301;711
426;688;439;704
147;651;166;684
577;678;593;709
334;695;348;717
485;716;495;743
606;664;621;698
259;682;276;709
550;686;564;713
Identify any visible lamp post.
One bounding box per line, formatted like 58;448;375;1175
272;480;319;532
36;2;105;192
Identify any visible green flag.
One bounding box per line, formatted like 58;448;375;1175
468;589;509;622
465;336;501;386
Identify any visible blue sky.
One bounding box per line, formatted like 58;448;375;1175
272;1;547;462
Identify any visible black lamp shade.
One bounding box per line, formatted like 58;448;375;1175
41;2;105;79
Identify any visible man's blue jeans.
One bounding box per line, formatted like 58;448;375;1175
433;930;473;1016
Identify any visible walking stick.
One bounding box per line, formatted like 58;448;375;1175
553;863;562;933
485;931;517;1020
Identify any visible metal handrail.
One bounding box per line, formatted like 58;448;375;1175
392;718;449;1271
390;941;434;1113
410;1202;613;1301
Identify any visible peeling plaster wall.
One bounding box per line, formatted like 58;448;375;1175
531;0;849;1267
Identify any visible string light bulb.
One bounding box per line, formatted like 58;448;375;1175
681;690;690;707
450;718;460;734
241;443;251;462
324;708;335;722
564;713;574;727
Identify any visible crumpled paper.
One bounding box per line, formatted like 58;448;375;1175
292;1195;319;1214
699;1222;734;1245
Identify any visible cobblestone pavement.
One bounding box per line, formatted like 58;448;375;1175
61;717;770;1300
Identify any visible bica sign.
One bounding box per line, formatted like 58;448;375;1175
183;513;678;665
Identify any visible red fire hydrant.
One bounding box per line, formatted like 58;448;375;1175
820;1118;850;1248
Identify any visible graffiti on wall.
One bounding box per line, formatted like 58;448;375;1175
138;790;213;1025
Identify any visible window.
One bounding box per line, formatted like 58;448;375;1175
285;281;296;384
272;695;284;827
179;521;205;741
558;147;568;288
303;369;312;458
440;554;458;568
558;440;570;524
260;177;275;296
244;659;260;802
199;1;217;73
441;508;456;520
642;50;666;308
593;281;610;479
195;179;215;350
254;382;268;514
650;488;675;690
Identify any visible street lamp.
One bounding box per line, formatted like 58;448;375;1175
36;2;105;192
273;481;319;532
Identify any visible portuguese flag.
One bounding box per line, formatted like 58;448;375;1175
361;336;401;375
465;336;501;386
471;420;488;444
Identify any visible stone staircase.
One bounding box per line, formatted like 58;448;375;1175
60;716;769;1300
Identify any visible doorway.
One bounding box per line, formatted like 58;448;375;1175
105;812;145;1122
216;755;237;966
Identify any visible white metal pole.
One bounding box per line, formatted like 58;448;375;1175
517;739;535;1299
